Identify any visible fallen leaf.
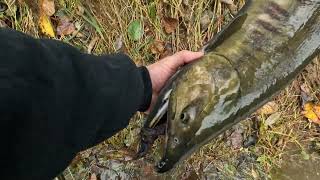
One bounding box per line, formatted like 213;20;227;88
114;36;123;51
230;129;243;149
57;16;76;36
265;112;281;127
301;150;310;160
87;37;99;54
200;11;214;30
128;20;143;41
76;5;85;16
90;173;97;180
41;0;55;16
220;0;237;15
257;101;279;115
220;0;233;4
162;17;179;34
302;102;320;125
150;40;165;54
301;83;311;95
39;11;55;38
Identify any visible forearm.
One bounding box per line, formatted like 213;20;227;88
0;28;151;179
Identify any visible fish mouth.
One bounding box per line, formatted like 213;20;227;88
154;147;188;173
155;157;175;173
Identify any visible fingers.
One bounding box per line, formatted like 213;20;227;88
161;50;204;70
173;50;204;64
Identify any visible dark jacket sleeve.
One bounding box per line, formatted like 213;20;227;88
0;28;152;179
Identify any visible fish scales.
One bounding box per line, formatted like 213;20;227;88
212;0;320;110
138;0;320;173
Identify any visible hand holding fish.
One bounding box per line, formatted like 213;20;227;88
140;0;320;173
146;50;204;112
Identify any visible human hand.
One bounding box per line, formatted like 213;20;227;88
146;50;204;112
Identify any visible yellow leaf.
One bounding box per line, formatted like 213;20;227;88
302;102;320;125
39;12;55;38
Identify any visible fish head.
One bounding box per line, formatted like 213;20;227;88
156;54;240;173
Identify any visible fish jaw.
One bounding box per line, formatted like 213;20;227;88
155;150;181;173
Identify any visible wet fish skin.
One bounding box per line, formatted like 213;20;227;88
155;0;320;173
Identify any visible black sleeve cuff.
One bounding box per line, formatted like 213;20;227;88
138;66;152;111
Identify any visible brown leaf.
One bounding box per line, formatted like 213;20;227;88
90;173;97;180
300;83;311;95
57;16;76;36
162;17;179;34
230;130;243;149
76;5;85;16
41;0;55;16
257;101;278;115
150;40;165;54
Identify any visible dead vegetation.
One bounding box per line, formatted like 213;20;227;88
1;0;320;179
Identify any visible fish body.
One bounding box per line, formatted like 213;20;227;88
139;0;320;172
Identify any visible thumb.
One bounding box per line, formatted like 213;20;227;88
162;50;204;70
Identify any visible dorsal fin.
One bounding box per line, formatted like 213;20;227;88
202;0;251;53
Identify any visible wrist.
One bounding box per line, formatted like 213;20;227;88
138;66;153;112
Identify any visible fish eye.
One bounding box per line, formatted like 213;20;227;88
180;112;190;124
